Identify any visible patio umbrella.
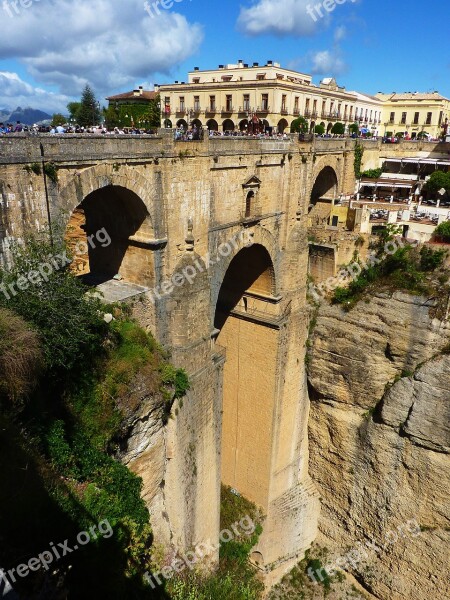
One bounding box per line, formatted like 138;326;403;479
360;128;369;134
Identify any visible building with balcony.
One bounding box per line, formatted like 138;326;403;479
158;61;382;134
376;92;450;139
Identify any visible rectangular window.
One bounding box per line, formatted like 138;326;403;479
305;98;310;112
349;106;353;120
401;112;407;124
243;94;250;111
438;111;443;126
179;97;185;111
209;96;216;111
261;94;269;110
413;112;419;124
322;100;326;115
312;99;317;114
281;94;287;112
194;96;200;111
425;112;432;124
226;95;233;111
390;111;395;123
294;97;299;112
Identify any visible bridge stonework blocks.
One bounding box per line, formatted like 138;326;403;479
3;133;441;582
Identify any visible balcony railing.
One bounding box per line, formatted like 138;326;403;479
205;107;216;115
238;107;250;116
293;108;300;116
280;108;288;115
176;108;186;115
221;106;234;113
304;110;311;118
256;106;270;113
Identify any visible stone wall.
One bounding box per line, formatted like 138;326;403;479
308;292;450;600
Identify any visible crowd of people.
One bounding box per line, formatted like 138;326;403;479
0;121;159;136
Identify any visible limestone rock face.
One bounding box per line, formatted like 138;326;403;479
115;372;172;545
308;292;450;600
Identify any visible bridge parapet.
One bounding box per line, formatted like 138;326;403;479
0;133;166;164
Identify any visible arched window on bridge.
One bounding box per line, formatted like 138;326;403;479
245;191;254;218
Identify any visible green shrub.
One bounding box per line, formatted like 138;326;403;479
434;221;450;242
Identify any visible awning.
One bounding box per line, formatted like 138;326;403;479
360;179;414;189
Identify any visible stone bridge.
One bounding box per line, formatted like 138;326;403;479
0;132;446;580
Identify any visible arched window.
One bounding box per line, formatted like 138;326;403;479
245;191;254;218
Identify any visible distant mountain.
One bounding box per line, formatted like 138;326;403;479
0;109;10;122
4;106;52;125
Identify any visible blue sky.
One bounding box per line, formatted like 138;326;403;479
0;0;449;114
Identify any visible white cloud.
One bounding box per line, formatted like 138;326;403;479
309;50;347;75
237;0;329;36
0;72;71;114
0;0;203;108
334;25;347;42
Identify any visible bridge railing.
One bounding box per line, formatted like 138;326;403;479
0;133;165;163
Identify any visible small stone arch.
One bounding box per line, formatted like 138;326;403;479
239;119;249;132
206;119;219;131
176;119;188;129
191;118;202;129
222;119;235;132
309;121;316;133
163;119;172;128
310;165;338;211
277;118;289;133
327;122;333;133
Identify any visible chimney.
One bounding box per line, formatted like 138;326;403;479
244;63;249;68
267;60;273;66
219;64;224;69
194;67;199;71
253;62;259;67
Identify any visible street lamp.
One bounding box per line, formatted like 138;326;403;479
91;101;100;126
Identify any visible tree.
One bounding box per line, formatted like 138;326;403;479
104;95;161;130
51;113;66;127
77;85;101;127
425;171;450;195
290;116;308;134
331;122;345;135
0;230;107;374
434;221;450;242
67;102;81;123
349;122;359;136
314;124;325;135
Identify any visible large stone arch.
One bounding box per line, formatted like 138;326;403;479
209;225;279;327
58;163;159;227
58;164;162;286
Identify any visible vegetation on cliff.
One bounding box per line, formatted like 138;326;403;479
0;231;188;598
332;226;449;311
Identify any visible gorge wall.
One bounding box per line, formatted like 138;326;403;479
308;291;450;600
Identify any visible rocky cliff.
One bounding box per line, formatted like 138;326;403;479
308;291;450;600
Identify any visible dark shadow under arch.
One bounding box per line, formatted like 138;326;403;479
310;166;338;209
66;185;150;284
214;244;275;330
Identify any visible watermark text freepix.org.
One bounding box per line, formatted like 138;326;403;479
148;230;253;304
2;0;40;18
307;519;421;584
307;0;357;22
0;519;113;591
144;0;184;19
145;514;256;589
308;236;417;302
0;227;111;301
